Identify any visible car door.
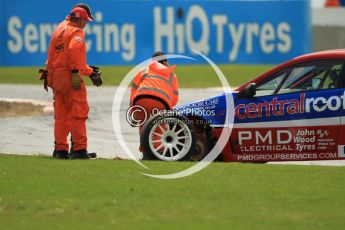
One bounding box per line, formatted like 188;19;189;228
231;59;344;162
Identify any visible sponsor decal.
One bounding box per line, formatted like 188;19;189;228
235;91;345;119
236;127;337;155
237;152;338;161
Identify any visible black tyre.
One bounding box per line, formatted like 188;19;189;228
140;114;196;161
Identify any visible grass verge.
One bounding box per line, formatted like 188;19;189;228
0;64;273;88
1;154;345;229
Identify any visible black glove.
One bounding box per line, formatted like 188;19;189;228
38;69;48;92
89;65;100;72
89;66;103;87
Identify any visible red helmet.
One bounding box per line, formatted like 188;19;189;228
73;3;94;20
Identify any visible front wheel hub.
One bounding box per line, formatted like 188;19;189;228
148;118;193;161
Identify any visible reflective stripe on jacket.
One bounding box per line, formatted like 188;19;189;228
130;61;179;109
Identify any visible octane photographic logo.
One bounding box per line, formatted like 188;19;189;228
126;105;147;127
112;50;234;179
126;106;215;126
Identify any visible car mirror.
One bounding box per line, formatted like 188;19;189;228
237;83;256;99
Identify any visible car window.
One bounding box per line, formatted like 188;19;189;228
279;66;318;93
255;60;344;97
278;63;343;94
280;66;314;90
256;72;286;96
321;65;342;89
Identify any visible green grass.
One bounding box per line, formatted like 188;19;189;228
0;65;273;88
1;154;345;229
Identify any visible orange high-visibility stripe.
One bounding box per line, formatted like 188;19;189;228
143;74;174;86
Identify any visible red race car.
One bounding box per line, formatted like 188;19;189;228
140;49;345;162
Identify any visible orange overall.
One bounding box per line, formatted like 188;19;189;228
46;20;93;152
130;60;179;133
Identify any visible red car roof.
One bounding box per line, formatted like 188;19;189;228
236;49;345;91
294;49;345;61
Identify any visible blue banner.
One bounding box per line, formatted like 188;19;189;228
0;0;311;66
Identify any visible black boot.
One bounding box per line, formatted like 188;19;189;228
52;150;69;159
69;138;96;159
70;149;90;159
88;152;97;159
69;149;97;159
70;149;97;159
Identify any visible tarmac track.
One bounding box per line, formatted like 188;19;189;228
0;84;344;166
0;84;221;160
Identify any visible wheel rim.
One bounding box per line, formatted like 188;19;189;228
148;117;192;161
